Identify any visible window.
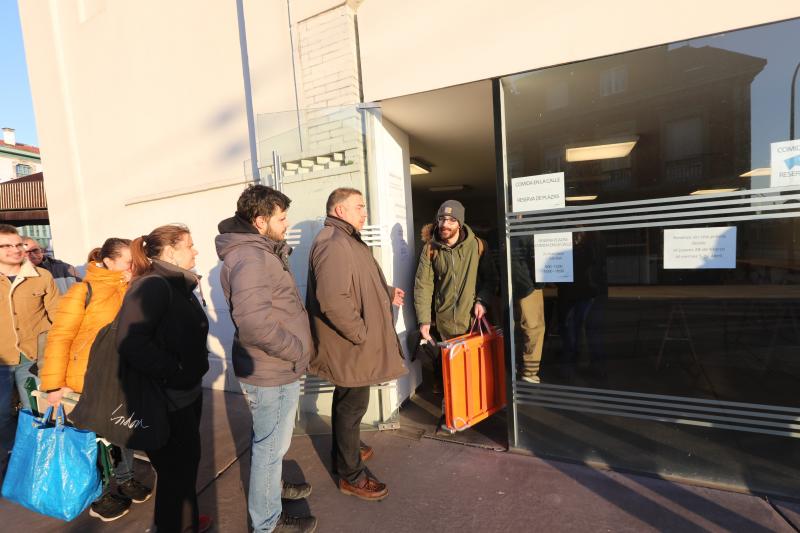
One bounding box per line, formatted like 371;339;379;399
545;80;569;110
501;17;800;498
664;116;703;161
15;164;32;177
600;65;627;96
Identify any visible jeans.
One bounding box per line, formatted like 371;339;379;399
114;446;135;484
146;396;203;533
331;385;370;485
240;380;300;533
0;356;40;453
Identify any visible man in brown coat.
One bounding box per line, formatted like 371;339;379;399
0;224;60;458
307;187;407;501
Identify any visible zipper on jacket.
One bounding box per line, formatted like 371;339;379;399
450;251;457;323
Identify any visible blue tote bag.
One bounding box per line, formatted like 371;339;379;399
1;405;102;521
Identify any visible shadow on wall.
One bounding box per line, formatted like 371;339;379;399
390;222;416;352
204;260;239;393
287;218;325;302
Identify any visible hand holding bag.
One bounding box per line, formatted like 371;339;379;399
1;405;102;521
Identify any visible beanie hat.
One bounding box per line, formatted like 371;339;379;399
436;200;465;226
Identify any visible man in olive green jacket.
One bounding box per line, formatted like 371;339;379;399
413;200;498;391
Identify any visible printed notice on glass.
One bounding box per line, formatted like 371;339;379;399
534;232;573;282
663;227;737;269
770;140;800;187
511;172;565;212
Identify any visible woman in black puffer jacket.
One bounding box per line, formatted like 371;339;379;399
116;224;211;533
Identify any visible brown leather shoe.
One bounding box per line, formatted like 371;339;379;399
359;445;374;462
339;476;388;501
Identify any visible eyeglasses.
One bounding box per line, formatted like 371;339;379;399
0;243;26;250
437;216;458;224
26;248;43;254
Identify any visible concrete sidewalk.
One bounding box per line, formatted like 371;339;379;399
1;389;798;532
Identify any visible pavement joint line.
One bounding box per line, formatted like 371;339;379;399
421;433;506;452
197;444;252;497
766;497;800;532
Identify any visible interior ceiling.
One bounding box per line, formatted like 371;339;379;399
379;80;496;195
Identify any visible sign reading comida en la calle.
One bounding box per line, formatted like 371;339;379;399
534;232;573;282
663;227;737;269
511;172;565;212
770;140;800;187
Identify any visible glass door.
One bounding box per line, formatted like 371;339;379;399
497;18;800;497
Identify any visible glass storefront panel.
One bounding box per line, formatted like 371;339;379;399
500;18;800;497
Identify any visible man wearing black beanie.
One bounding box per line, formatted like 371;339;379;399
413;199;498;393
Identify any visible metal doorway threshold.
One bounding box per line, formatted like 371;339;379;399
397;383;508;452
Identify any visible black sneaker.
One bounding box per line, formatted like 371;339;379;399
281;480;312;500
273;513;318;533
89;493;131;522
118;478;153;503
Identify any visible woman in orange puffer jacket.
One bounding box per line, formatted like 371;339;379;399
39;238;153;522
40;238;131;396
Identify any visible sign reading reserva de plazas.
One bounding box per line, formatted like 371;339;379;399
770;140;800;187
511;172;565;212
533;232;573;283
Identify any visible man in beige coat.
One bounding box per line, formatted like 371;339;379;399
0;224;60;458
307;188;407;501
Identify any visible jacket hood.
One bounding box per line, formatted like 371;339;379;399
217;213;259;235
83;261;129;286
150;258;200;292
215;225;291;267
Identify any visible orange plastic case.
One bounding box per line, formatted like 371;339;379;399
440;319;506;432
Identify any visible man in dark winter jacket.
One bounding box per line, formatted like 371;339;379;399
215;185;317;533
23;237;78;293
413;200;498;392
307;187;407;502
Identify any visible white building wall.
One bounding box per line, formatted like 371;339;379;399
357;0;800;101
16;1;399;415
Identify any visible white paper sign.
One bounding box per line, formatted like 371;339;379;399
770;140;800;187
511;172;565;212
534;232;573;282
663;227;737;269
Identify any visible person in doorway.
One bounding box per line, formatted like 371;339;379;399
413;200;498;393
216;185;317;533
556;231;608;381
307;187;407;501
39;238;154;522
510;235;546;383
116;224;212;533
23;236;79;293
0;225;60;460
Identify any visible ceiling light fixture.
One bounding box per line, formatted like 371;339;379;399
566;195;598;201
739;168;770;177
410;157;432;175
565;136;639;163
689;188;739;195
429;185;466;192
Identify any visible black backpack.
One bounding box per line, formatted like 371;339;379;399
70;276;173;451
